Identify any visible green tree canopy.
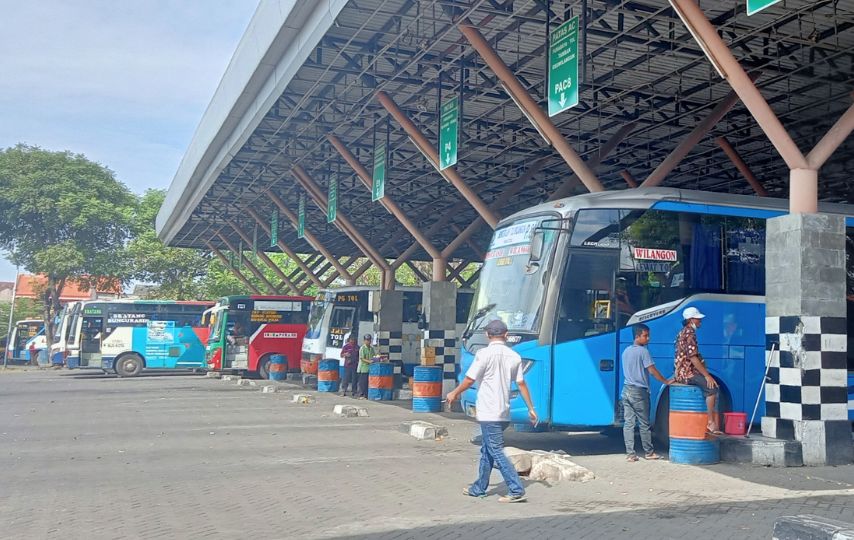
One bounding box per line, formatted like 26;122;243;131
0;144;136;344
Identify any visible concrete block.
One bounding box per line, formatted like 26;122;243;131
236;379;256;387
395;389;413;400
720;435;803;467
302;374;317;386
261;385;279;393
505;446;533;474
286;373;302;381
222;375;239;381
292;394;315;404
333;404;369;418
205;371;221;379
773;515;854;540
528;453;594;484
399;420;448;440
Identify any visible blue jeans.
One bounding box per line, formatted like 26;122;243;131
468;421;524;497
622;385;653;455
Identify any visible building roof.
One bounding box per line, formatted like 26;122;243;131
14;274;123;302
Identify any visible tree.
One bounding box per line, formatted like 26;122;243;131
0;145;136;347
126;189;212;300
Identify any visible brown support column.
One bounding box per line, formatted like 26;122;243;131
620;170;639;188
227;221;300;293
247;207;326;289
641;88;745;187
265;192;355;284
206;241;262;295
548;122;637;200
457;22;604;193
216;232;278;294
392;199;473;271
375;91;501;229
292;166;395;289
715;137;769;197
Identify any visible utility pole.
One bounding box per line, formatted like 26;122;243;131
4;264;19;369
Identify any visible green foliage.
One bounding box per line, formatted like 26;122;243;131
0;298;44;337
0;144;136;344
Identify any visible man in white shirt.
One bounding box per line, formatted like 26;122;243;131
446;319;537;503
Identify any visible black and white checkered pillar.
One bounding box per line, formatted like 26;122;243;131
377;330;404;388
421;281;459;396
763;214;853;466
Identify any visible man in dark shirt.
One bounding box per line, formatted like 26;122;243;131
339;335;359;397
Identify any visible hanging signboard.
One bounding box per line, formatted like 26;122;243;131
270;208;279;248
439;97;459;170
297;194;305;239
327;174;338;223
547;16;580;117
372;143;386;201
747;0;782;16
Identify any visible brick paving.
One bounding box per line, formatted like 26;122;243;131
0;369;852;539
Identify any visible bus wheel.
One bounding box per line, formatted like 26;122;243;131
257;355;271;380
115;354;143;378
652;389;670;450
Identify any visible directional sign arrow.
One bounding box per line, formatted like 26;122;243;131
559;93;566;107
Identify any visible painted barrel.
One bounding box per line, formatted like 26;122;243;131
317;359;340;392
269;354;287;381
412;366;443;412
368;362;394;401
300;357;318;375
669;385;720;464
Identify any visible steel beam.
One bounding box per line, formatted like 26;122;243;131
266;191;355;283
375;91;501;229
328;135;443;261
405;261;429;283
216;232;278;294
292;165;394;289
715;137;769;197
457;21;604;193
247;207;326;289
642;89;743;187
548;122;636;200
620;170;639;188
227;220;300;293
807;100;854;170
206;242;262;295
463;267;481;288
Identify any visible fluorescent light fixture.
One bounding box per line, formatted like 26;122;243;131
500;82;551;146
668;0;727;79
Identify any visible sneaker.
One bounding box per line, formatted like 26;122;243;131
498;494;527;503
462;487;486;498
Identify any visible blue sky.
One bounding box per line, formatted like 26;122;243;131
0;0;259;282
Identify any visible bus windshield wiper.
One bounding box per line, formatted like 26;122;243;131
463;303;496;339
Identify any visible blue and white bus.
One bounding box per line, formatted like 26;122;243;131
460;187;854;438
72;300;214;376
6;319;45;365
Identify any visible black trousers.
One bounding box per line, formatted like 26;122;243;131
356;372;370;397
340;366;357;394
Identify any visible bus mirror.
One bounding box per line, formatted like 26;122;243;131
528;230;544;264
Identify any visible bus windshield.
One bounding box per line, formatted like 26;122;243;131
466;217;558;336
306;298;327;339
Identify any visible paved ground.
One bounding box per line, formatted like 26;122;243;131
1;368;853;540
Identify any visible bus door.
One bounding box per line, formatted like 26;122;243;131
224;311;250;369
327;305;357;355
551;249;620;426
80;315;103;368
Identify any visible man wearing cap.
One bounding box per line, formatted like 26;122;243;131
446;319;537;503
355;334;375;399
674;307;721;434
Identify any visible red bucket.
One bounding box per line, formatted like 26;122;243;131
723;412;747;436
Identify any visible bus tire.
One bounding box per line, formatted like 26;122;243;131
652;388;670;450
257;355;272;380
115;354;143;378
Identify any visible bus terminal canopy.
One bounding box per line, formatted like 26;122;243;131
156;0;854;263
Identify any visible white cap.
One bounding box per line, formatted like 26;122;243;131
682;307;705;320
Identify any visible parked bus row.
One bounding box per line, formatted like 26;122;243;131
459;187;854;434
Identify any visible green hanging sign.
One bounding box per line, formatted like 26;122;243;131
297;194;305;239
270;208;279;248
547;16;580;117
439;97;459;170
372;143;386;201
327;174;338;223
747;0;782;15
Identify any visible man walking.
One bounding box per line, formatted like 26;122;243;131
446;319;537;503
621;323;670;462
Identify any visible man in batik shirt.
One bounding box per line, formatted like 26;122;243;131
674;307;721;434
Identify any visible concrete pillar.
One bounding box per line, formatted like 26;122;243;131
420;280;458;396
762;213;853;466
370;290;404;389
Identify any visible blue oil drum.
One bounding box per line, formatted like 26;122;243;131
669;385;720;465
412;366;443;412
317;359;340;392
268;354;287;381
368;362;394;400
